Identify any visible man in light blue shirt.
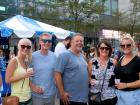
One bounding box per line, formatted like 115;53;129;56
54;34;89;105
30;33;56;105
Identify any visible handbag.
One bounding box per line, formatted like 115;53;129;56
3;96;19;105
2;86;19;105
90;92;102;103
3;77;26;105
3;59;29;105
89;61;108;103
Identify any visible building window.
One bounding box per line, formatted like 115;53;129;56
112;0;118;14
104;0;111;15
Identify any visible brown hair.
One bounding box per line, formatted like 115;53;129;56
97;40;112;57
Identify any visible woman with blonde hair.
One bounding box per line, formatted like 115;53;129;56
5;38;33;105
114;35;140;105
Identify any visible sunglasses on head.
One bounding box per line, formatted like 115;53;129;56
21;45;31;49
41;39;52;43
99;47;110;51
120;44;131;48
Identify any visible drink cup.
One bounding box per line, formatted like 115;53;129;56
115;79;120;84
27;68;33;72
39;86;45;94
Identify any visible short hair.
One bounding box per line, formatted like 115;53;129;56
97;40;112;57
39;33;52;40
64;36;72;41
71;33;84;40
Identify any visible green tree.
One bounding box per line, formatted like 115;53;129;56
18;0;35;17
118;0;140;36
47;0;106;33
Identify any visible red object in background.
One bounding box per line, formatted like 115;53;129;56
138;43;140;48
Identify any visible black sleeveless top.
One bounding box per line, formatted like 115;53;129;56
114;56;140;91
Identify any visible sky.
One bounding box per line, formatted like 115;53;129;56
118;0;131;12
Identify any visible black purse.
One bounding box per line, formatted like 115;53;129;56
90;92;102;103
89;62;108;103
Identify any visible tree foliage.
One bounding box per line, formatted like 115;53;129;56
39;0;106;36
118;0;140;36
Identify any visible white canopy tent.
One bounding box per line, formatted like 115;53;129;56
0;15;74;39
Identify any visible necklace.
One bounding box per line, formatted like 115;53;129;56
99;59;108;70
121;55;135;66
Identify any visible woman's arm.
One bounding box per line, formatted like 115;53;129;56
5;58;27;84
115;73;140;89
88;60;92;82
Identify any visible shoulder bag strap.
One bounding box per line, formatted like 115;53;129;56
100;59;109;93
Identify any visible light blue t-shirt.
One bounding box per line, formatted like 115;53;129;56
31;50;56;98
55;50;89;102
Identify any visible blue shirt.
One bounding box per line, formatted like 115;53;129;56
31;50;56;98
55;50;89;102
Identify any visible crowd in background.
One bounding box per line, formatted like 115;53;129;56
0;33;140;105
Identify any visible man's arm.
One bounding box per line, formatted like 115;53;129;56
54;72;70;105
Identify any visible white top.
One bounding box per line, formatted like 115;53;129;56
54;42;67;57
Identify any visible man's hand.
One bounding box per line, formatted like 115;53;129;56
60;91;71;105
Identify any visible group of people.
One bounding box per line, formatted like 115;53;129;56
0;33;140;105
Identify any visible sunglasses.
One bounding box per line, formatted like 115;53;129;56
120;44;131;48
99;47;110;51
21;45;31;49
41;39;52;43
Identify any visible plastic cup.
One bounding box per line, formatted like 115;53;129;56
115;79;120;84
27;68;33;72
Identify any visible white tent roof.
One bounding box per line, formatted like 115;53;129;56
0;15;74;39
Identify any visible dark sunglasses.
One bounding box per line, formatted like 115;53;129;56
41;39;52;43
120;44;131;48
21;45;31;49
99;47;110;51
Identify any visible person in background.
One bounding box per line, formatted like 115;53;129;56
5;38;33;105
0;72;2;105
9;51;16;60
114;36;140;105
113;48;124;65
0;48;6;70
54;36;72;57
88;40;117;105
54;33;89;105
0;48;4;57
50;35;58;52
137;43;140;57
85;47;96;63
30;33;56;105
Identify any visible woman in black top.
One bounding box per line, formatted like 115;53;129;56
114;36;140;105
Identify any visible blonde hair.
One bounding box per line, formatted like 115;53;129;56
39;33;52;41
120;35;136;53
18;38;32;63
120;35;135;48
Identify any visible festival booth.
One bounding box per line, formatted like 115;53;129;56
0;15;74;96
0;15;73;39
